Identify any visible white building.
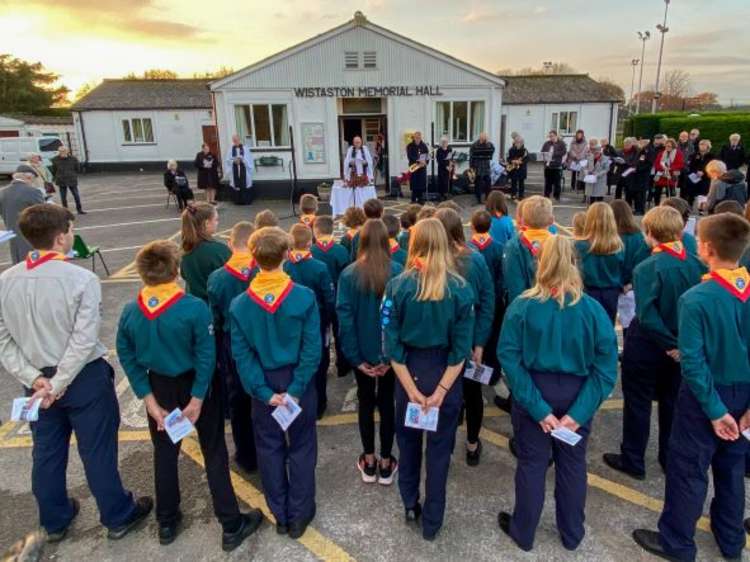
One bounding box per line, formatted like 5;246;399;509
0;114;81;157
210;11;505;194
71;79;215;169
500;74;620;156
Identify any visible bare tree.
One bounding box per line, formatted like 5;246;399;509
595;76;625;102
496;62;577;76
661;70;692;98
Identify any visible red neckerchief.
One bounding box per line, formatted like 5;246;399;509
288;250;312;264
223;252;256;281
702;267;750;302
470;233;492;251
25;250;67;270
315;237;335;253
519;229;551;257
652;241;686;261
247;270;294;313
137;282;185;320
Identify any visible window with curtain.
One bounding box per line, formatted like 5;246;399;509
435;101;485;143
551;111;578;134
233;104;290;147
121;118;154;143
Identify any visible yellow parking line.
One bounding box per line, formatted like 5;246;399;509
180;437;356;561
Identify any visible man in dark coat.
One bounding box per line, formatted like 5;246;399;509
540;130;567;200
469;132;495;204
51;147;85;214
719;134;746;171
0;165;46;263
406;131;430;203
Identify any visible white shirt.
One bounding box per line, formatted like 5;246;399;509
343;146;374;182
0;258;107;395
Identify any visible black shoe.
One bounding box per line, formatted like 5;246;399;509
602;453;646;481
47;498;80;543
316;403;327;421
357;453;378;484
745;518;750;535
108;496;153;540
405;503;422;524
276;523;288;535
222;510;263;552
498;511;532;552
632;529;681;562
377;456;398;486
288;508;315;540
494;395;511;413
235;456;258;474
158;512;182;546
466;439;482;467
77;210;87;215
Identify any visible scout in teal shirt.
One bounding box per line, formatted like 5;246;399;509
179;204;230;301
574;239;625;289
503;228;552;303
382;213;407;268
469;210;505;297
621;231;649;284
310;216;349;284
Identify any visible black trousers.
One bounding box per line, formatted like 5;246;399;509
510;176;525;199
58;182;83;212
615;178;626;200
355;368;395;458
653;185;666;207
626;188;646;215
544;168;562;199
410;169;426;203
474;174;491;203
463;378;483;444
437;169;450;198
147;370;241;530
584;287;619;324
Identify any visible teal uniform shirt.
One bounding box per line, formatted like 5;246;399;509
398;229;410;252
503;236;537;304
311;239;350;285
457;249;495;347
180;239;232;301
574;240;625;289
116;291;216;400
230;282;321;403
207;266;255;333
336;260;404;366
683;231;698;255
382;271;475;367
620;231;650;285
349;232;361;261
678;274;750;420
489;215;516;246
340;230;356;259
742;246;750;270
469;235;504;297
390;245;407;267
498;294;618;425
632;249;706;349
283;253;335;327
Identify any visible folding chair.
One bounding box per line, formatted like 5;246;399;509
165;190;178;209
73;235;110;276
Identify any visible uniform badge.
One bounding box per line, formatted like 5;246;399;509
148;296;159;307
737;278;746;290
30;251;39;261
264;293;275;303
242;267;250;276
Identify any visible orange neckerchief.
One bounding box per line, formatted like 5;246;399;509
345;228;358;240
315;236;335;252
470;233;492;251
389;239;400;254
411;257;425;271
247;270;293;313
288;249;312;264
652;240;686;261
138;282;185;320
520;228;551;257
224;252;255;281
703;267;750;302
26;250;67;270
300;214;316;228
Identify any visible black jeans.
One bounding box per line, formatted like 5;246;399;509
58;181;83;212
463;378;484;444
544;168;561;199
627;188;646;215
510;176;525;199
355;368;395;458
147;370;241;530
474;175;491;203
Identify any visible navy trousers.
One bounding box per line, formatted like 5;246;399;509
620;319;681;474
218;331;257;470
395;347;462;536
510;372;590;551
658;383;750;561
30;359;136;533
251;366;317;526
584;286;620;324
315;336;330;415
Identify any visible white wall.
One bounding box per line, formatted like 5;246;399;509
502;102;617;156
75;109;213;164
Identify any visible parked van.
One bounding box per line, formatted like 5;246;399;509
0;136;64;175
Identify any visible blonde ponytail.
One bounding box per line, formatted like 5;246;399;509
523;235;583;307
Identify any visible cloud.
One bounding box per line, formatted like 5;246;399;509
533;6;547;15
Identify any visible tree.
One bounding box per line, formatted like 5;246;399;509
662;69;692;99
192;66;235;79
595;76;625;102
496;62;577;76
73;81;99;103
124;69;179;79
0;54;70;113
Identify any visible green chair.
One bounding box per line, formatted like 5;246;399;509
73;234;110;276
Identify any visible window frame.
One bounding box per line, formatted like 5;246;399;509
234;103;291;148
436;100;486;144
551;111;578;135
121;117;155;145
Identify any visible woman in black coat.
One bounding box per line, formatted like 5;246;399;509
684;140;714;208
507;137;529;200
164;160;194;210
194;143;220;205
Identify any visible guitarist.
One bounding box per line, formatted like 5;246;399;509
507;136;529;200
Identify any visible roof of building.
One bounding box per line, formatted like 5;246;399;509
211;11;505;90
71;79;211;111
0;114;74;126
499;74;622;105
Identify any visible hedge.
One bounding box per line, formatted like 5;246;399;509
624;112;750;147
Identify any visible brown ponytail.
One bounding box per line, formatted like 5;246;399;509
181;202;216;253
355;219;391;296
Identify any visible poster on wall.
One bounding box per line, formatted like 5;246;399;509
301;123;326;163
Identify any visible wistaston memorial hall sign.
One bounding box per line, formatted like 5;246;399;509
293;86;444;97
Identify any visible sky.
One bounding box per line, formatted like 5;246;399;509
1;0;748;104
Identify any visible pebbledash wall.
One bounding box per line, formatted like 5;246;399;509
210;11;505;192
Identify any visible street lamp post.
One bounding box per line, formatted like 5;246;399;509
630;58;640;112
636;31;650;115
651;0;671;114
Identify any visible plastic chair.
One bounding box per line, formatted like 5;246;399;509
73;235;110;276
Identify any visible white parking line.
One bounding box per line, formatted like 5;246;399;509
75;217;181;231
81;202;170;213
